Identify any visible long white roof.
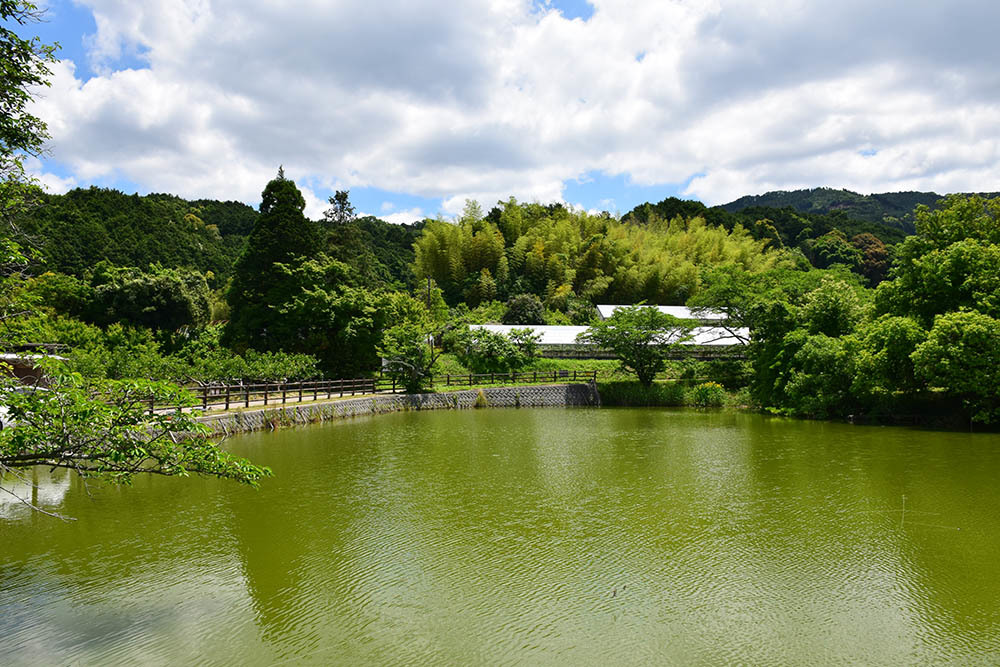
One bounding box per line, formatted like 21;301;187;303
595;304;726;322
470;324;748;346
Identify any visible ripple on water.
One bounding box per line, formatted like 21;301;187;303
3;409;1000;665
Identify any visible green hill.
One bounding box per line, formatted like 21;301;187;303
11;187;423;288
720;187;1000;230
13;187;253;280
622;195;911;246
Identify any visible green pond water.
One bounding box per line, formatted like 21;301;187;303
2;408;1000;665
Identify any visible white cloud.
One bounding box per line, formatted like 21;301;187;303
23;158;77;194
297;183;329;221
27;0;1000;210
377;208;426;225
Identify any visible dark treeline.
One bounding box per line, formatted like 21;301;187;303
15;187;255;280
18;184;970;296
12;186;423;288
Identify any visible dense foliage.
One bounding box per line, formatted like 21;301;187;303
8;188;423;290
224;171;321;351
578;305;693;386
415;198;785;309
720;187;944;228
11;188;254;280
502;294;545;325
447;326;541;374
624;197;903;285
0;360;270;518
692;195;1000;424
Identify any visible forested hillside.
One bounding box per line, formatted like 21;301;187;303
720;187;1000;229
623;196;908;285
13;187;254;280
9;187;423;288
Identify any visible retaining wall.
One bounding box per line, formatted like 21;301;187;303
198;383;600;436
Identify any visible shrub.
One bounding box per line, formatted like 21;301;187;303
688;382;726;407
502;294;545;325
451;325;540;374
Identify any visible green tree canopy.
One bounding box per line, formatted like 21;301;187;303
90;263;212;330
225;172;320;350
0;1;56;191
912;310;1000;423
450;326;540;374
880;195;1000;326
413;199;786;308
502;293;545;325
378;320;440;393
0;360;270;517
578;305;693;386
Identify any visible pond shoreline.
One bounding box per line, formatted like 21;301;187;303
197;382;601;436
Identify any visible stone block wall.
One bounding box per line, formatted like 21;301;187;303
198;383;600;436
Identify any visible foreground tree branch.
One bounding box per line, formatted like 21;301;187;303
0;359;271;515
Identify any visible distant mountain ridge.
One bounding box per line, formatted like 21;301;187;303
721;187;999;224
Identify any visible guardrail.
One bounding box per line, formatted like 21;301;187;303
149;370;602;413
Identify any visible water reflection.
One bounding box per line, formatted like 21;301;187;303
2;409;1000;664
0;468;71;519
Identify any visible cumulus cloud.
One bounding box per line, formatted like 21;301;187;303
27;0;1000;215
377;208;425;225
23;157;77;194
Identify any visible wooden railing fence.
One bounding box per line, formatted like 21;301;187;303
150;370;602;413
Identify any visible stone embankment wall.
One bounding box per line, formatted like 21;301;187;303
198;383;600;436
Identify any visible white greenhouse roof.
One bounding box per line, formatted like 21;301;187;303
471;325;589;346
595;304;726;322
469;324;748;347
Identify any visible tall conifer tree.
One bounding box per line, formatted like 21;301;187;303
224;170;319;350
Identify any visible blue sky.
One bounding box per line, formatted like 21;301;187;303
26;0;688;220
21;0;1000;222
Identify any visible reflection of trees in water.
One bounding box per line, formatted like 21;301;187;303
0;468;71;518
740;417;1000;657
224;426;385;659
